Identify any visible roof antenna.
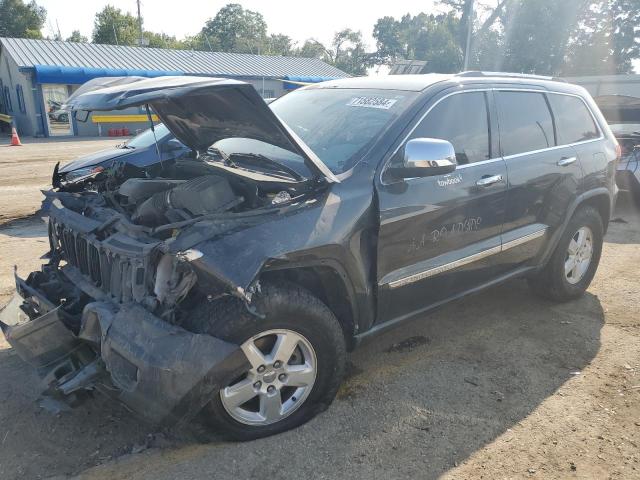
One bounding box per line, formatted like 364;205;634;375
145;103;164;170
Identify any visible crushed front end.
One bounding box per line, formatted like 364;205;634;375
0;188;253;425
0;75;334;425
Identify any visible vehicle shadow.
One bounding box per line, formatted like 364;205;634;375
0;215;47;238
54;279;604;480
606;193;640;245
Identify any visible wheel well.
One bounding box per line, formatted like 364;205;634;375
259;267;357;348
580;193;611;232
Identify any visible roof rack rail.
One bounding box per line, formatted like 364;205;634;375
455;71;567;83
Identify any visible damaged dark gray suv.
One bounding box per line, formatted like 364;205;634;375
0;73;618;440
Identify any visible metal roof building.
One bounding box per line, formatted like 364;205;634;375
0;37;347;138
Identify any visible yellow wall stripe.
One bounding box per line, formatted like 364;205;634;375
92;114;159;123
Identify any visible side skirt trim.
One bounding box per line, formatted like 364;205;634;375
386;228;547;289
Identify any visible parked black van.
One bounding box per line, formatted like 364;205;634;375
0;73;618;440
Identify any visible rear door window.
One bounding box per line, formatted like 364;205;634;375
408;91;491;165
548;94;599;145
497;91;554;156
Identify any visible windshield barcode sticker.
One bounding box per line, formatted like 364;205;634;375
347;96;399;109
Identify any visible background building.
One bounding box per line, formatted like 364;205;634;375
0;37;347;138
566;74;640;98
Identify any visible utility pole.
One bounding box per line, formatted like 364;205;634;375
136;0;144;46
463;0;474;71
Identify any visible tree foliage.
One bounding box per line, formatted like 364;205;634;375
564;0;640;75
66;30;88;43
200;3;267;54
437;0;640;75
265;34;294;56
92;5;139;46
372;13;462;73
0;0;46;39
295;39;330;60
145;32;184;50
329;29;371;75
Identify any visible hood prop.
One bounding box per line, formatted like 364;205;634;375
145;103;163;170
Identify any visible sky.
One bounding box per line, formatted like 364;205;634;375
36;0;639;73
38;0;444;50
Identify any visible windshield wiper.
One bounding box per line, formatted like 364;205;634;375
228;153;302;180
116;143;135;149
207;146;237;167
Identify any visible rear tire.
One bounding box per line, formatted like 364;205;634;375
528;206;603;302
186;281;346;441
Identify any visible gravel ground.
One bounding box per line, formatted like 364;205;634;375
0;140;638;480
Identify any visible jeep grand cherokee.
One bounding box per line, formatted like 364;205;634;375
0;73;618;440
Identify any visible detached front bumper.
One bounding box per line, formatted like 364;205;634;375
0;273;246;426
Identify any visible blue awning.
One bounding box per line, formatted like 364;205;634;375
32;65;184;85
282;75;340;90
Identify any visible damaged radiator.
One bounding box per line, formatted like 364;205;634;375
50;218;159;303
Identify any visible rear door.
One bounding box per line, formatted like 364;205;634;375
375;89;508;324
495;90;586;270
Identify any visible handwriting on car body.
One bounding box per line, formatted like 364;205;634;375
408;217;482;253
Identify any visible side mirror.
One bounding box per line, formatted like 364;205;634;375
162;138;184;153
389;138;457;178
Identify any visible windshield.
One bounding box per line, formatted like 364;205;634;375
268;88;417;174
126;123;171;149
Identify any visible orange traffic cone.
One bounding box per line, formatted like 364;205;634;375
9;126;22;146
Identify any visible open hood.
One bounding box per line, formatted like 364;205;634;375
63;76;339;183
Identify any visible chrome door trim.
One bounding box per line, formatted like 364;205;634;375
385;227;547;289
501;228;547;251
387;245;502;289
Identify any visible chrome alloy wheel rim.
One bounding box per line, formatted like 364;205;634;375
220;329;317;426
564;226;594;285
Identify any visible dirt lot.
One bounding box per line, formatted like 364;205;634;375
0;140;638;480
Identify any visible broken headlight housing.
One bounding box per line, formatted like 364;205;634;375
61;165;106;185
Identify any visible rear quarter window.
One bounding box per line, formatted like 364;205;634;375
497;91;554;156
548;94;599;145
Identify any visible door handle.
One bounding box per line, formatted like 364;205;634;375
476;174;503;187
557;156;577;166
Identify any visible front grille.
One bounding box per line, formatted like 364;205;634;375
50;218;157;303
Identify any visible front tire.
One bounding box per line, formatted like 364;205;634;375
187;281;346;441
528;206;604;302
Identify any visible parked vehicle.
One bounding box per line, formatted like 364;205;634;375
594;95;640;203
53;123;189;191
0;74;618;440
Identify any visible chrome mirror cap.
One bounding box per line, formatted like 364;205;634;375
391;138;457;178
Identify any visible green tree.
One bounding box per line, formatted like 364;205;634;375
498;0;584;74
66;30;87;43
92;5;139;46
372;13;463;73
0;0;46;39
265;33;294;56
200;3;267;53
372;16;403;65
564;0;640;75
145;31;185;49
330;29;371;75
295;39;331;61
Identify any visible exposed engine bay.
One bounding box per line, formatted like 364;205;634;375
42;154;316;326
0;75;337;426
